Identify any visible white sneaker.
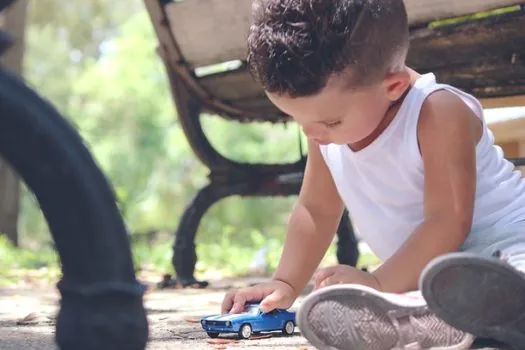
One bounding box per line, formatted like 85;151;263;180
297;284;474;350
421;252;525;349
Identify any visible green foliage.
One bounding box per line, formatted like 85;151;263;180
17;3;309;278
132;239;175;274
203;116;306;164
27;0;143;60
0;231;378;286
14;1;381;282
0;236;60;286
0;235;58;270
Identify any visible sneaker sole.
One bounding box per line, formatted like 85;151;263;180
297;284;474;350
420;253;525;348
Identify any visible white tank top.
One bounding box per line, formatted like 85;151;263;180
319;73;525;261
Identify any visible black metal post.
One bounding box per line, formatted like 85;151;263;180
0;49;149;349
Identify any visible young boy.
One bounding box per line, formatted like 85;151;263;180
221;0;525;348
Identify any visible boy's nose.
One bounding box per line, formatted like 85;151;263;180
303;127;329;145
302;124;324;139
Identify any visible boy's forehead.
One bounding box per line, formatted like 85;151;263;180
265;91;324;120
265;85;365;121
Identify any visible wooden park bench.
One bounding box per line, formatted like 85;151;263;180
144;0;525;288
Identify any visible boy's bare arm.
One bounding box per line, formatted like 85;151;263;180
373;90;483;293
273;138;344;295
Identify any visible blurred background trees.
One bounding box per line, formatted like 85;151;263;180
1;0;333;282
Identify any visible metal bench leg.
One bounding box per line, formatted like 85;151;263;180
172;182;230;288
161;68;308;287
166;172;302;288
0;67;148;349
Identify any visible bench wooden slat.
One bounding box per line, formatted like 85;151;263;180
404;0;524;25
166;0;525;68
408;13;525;71
199;68;263;101
196;10;525;106
199;69;282;117
201;96;282;121
234;97;281;115
481;95;525;108
434;63;525;98
165;0;253;69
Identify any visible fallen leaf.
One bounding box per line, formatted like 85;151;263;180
16;312;54;326
184;316;202;323
206;338;239;345
249;334;273;340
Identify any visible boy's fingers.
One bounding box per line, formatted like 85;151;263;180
230;292;248;314
314;266;338;281
221;290;236;314
230;303;246;314
229;287;266;314
319;275;342;288
259;289;286;313
313;267;337;287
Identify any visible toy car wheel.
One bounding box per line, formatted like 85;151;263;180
283;320;295;336
238;324;252;339
207;332;219;338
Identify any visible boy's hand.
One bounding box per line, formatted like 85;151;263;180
312;264;381;291
221;280;298;314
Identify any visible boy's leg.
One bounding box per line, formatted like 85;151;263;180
420;251;525;348
296;284;474;350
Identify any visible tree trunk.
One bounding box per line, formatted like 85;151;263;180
0;0;28;246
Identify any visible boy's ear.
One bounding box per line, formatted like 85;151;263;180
383;70;411;102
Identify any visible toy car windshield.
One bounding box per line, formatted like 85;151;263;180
244;304;262;315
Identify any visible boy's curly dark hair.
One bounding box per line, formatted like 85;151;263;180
247;0;409;97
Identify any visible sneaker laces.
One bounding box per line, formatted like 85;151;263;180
388;308;467;349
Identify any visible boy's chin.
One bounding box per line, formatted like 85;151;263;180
313;139;331;146
311;138;352;146
313;139;351;146
327;140;351;146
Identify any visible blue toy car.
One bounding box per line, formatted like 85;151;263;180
200;303;296;339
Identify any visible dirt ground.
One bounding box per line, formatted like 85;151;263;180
0;276;501;350
0;276;312;350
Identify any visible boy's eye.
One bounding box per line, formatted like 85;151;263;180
326;121;342;128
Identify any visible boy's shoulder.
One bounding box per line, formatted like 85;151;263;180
415;87;483;172
421;89;475;117
418;89;482;140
